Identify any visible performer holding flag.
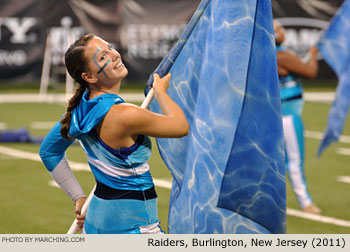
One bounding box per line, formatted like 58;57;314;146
39;34;188;234
42;0;287;234
273;20;321;214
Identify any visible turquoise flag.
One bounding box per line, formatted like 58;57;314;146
317;0;350;156
147;0;285;233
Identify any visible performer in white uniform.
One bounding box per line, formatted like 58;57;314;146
274;20;321;214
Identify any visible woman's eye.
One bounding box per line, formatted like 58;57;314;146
100;54;106;61
108;45;112;50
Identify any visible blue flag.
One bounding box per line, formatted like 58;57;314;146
146;0;285;233
317;0;350;156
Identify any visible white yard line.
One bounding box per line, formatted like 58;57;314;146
0;145;42;162
16;124;350;145
30;122;56;130
0;92;334;104
153;178;172;189
305;130;350;144
0;144;349;228
48;178;173;190
48;180;60;188
0;145;171;188
336;148;350;156
0;145;89;171
0;93;145;103
286;208;350;227
336;176;350;184
0;121;55;130
304;130;324;140
0;122;8;130
303;92;334;104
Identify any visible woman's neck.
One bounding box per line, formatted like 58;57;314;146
89;83;121;99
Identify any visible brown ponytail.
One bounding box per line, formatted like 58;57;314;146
60;34;94;140
60;85;87;140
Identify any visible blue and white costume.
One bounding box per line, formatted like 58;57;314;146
277;46;313;209
39;91;162;234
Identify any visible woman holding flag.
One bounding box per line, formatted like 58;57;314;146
39;34;189;233
273;20;321;215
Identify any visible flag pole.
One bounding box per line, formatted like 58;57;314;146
67;88;154;234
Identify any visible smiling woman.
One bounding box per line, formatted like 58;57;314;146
84;37;128;83
38;33;189;234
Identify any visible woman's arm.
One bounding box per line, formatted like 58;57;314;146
277;46;319;78
39;122;86;202
102;73;189;139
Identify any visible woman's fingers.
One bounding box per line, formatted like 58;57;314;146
74;197;87;215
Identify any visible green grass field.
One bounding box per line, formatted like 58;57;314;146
0;85;349;234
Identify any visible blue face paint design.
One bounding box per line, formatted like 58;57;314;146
91;46;110;77
97;60;111;74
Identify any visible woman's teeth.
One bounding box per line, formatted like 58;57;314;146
115;59;123;69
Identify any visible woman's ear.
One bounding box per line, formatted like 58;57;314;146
81;72;97;84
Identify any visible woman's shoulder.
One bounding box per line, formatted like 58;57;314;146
106;103;143;124
277;50;297;58
110;102;140;112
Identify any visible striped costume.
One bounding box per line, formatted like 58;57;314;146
277;45;313;209
39;91;162;234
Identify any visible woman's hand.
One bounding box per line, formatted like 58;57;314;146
310;46;319;58
152;73;171;96
74;197;87;232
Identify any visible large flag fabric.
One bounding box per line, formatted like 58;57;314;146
146;0;285;233
317;0;350;156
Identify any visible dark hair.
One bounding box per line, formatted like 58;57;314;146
60;34;95;140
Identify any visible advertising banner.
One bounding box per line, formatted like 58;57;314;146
0;0;345;83
0;0;44;82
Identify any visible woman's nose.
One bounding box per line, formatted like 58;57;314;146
112;51;120;61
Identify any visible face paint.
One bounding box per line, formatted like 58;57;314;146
91;46;110;77
97;59;111;74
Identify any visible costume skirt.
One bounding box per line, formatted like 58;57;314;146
84;181;163;234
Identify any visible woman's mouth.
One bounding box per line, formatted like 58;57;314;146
114;58;124;70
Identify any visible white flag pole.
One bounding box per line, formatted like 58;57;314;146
67;88;154;234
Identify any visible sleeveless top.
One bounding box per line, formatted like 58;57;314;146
276;45;303;102
40;91;154;192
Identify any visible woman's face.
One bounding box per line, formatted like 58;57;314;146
273;20;285;45
84;37;128;85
